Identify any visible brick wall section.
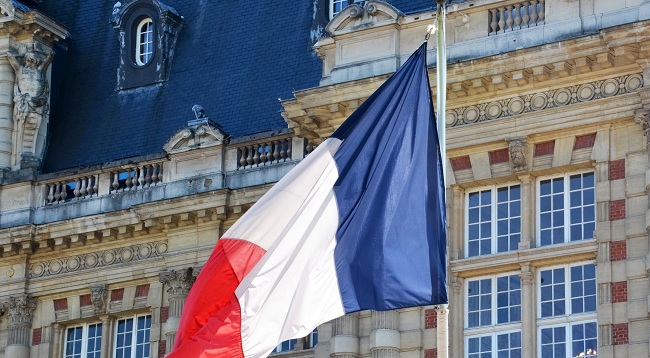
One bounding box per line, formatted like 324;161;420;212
135;284;150;298
573;133;596;149
80;294;92;307
611;281;628;303
425;309;438;329
612;323;629;345
111;288;124;301
450;156;471;171
425;348;438;358
32;327;42;346
610;240;627;261
53;298;68;311
158;340;167;358
609;159;625;180
534;140;555;156
489;148;509;164
609;200;626;221
160;306;170;324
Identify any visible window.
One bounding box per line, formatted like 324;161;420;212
306;328;318;348
114;314;151;358
466;184;521;257
273;339;297;353
135;18;154;66
329;0;362;19
538;263;597;358
465;274;521;357
64;323;102;358
538;172;595;246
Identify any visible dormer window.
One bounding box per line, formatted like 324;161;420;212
111;0;182;90
330;0;362;19
135;17;154;66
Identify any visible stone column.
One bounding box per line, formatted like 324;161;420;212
0;56;15;169
369;310;399;358
159;267;196;353
5;294;37;358
518;174;535;249
99;315;114;358
451;186;464;260
520;264;536;358
329;312;360;358
51;323;63;358
634;111;650;319
449;278;463;358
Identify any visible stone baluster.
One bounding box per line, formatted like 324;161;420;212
47;184;54;203
520;264;536;358
330;312;360;358
246;145;254;166
522;1;530;27
60;182;68;201
260;143;268;164
505;5;514;31
253;145;261;165
513;3;522;30
538;0;545;23
111;172;119;192
0;57;15;168
497;7;506;33
5;295;37;358
160;268;196;353
138;165;145;188
285;139;292;159
81;177;89;197
489;9;498;34
157;164;163;183
271;141;279;163
530;0;539;25
369;310;399;358
74;178;81;198
54;183;62;202
125;169;133;189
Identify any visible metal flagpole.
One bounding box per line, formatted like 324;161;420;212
434;1;449;358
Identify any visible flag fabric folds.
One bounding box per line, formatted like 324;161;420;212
169;42;447;358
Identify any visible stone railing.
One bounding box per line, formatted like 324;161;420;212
235;136;317;170
488;0;545;35
44;174;100;205
109;162;164;193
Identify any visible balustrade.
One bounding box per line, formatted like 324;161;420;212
236;138;293;170
110;162;163;193
488;0;545;35
45;175;99;205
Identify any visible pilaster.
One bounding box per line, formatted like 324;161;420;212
451;186;464;260
5;294;37;358
159;267;196;353
369;310;399;358
520;264;536;358
0;56;14;168
330;313;360;358
518;174;535;250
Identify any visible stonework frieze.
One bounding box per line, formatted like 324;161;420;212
447;74;643;127
28;241;168;278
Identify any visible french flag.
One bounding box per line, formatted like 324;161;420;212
169;43;447;358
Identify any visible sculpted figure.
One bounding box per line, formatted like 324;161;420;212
508;139;528;171
8;46;54;122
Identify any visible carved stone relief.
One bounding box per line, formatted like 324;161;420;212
163;106;228;153
446;74;643;127
89;284;107;315
634;109;650;149
508;138;529;171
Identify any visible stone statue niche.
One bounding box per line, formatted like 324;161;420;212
8;43;54;169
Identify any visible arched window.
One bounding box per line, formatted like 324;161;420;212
135;17;154;66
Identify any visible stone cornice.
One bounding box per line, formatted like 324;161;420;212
0;1;68;43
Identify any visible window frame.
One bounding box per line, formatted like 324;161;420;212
134;17;154;67
538;320;598;358
113;313;152;358
536;171;596;247
465;183;522;258
465;329;522;358
63;322;103;358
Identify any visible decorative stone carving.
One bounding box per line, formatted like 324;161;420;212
508;138;529;171
446;74;643;127
89;284;107;314
8;43;54;169
326;0;402;34
634;109;650;149
29;241;168;278
6;294;37;346
163;107;228;154
160;267;195;298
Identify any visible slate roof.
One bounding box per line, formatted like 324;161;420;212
35;0;442;173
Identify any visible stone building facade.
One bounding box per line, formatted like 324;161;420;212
0;0;649;357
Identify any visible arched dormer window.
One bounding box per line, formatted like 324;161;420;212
111;0;182;90
135;17;154;66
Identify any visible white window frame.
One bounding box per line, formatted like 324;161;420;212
465;183;521;258
465;329;522;358
536;171;595;247
63;322;102;358
273;338;297;353
537;262;598;358
329;0;364;20
135;17;154;66
113;314;152;358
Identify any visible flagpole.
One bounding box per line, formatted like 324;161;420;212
434;1;449;358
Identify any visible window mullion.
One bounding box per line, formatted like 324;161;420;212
564;174;571;244
491;187;498;255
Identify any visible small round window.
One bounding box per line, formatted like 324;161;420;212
135;17;154;66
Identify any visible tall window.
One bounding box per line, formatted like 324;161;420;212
135;18;154;66
538;172;595;246
114;314;151;358
465;273;522;357
64;323;102;358
466;184;521;257
538;263;597;357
